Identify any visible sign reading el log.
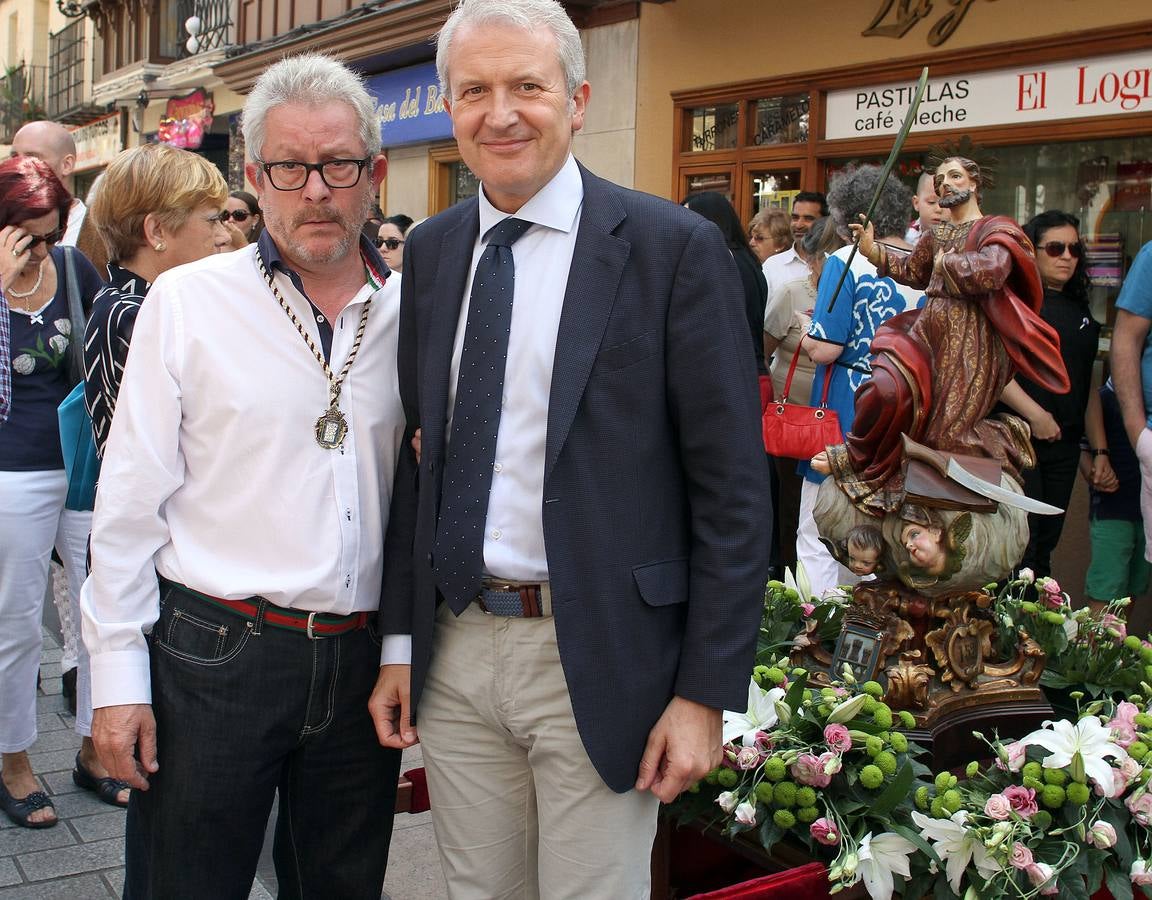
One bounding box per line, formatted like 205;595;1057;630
825;49;1152;140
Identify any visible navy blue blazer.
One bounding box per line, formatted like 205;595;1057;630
380;164;772;793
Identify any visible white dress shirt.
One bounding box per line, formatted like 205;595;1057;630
81;244;404;708
61;198;87;248
761;245;811;330
448;154;583;581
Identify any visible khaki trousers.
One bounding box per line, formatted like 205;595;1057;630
420;602;660;900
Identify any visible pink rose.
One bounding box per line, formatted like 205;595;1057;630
1026;862;1055;892
790;753;832;788
1002;785;1038;819
996;741;1027;773
716;791;738;813
1040;578;1064;608
801;602;816;617
734;801;758;826
1088;821;1117;849
735;746;763;770
1101;613;1128;642
984;793;1012;820
824;724;852;753
810;817;840;846
1110;701;1140;748
1009;842;1034;870
818;751;843;776
1127;791;1152;826
1133;860;1152;886
753;731;774;753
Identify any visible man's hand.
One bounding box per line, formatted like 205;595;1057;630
635;696;722;803
368;665;419;749
92;704;158;791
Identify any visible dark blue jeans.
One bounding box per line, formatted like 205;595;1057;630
123;583;400;899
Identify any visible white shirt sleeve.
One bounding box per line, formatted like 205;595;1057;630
379;634;412;666
81;281;185;709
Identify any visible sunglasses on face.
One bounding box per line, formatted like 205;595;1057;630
376;237;404;251
219;209;256;223
1040;241;1083;259
21;227;65;249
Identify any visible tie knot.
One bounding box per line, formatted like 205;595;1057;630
485;217;533;249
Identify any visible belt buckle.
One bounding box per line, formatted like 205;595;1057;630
306;612;317;639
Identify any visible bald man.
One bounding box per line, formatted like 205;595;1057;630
11;121;86;246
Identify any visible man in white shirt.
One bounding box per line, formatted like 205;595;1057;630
11;121;87;246
81;55;405;898
369;1;770;897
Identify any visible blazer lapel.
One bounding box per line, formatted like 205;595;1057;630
545;167;629;480
422;203;480;454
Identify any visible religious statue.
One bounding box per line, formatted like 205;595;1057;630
797;154;1069;751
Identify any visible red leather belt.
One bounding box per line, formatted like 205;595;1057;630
165;581;370;639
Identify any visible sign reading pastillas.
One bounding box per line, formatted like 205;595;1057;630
825;49;1152;140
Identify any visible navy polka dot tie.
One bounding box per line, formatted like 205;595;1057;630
434;216;533;614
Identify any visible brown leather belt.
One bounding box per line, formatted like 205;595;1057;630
477;580;552;618
163;580;370;638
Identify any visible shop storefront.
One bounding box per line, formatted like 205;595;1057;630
70;110;125;199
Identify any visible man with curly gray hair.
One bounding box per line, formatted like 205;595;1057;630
84;53;404;898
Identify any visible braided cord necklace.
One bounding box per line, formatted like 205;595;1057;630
256;249;373;449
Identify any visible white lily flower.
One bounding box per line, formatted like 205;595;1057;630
827;693;868;724
857;832;916;900
785;563;813;604
912;810;1000;894
722;678;786;747
1017;716;1128;796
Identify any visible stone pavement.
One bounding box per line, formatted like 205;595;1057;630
0;627;446;899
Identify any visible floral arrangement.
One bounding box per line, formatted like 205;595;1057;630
992;570;1152;701
673;571;1152;899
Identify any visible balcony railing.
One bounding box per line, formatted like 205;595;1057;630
0;63;48;144
48;20;87;120
176;0;231;58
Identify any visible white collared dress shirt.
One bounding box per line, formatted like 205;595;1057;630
81;243;404;708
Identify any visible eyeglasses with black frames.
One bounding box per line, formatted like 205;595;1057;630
218;209;256;223
258;158;371;191
376;237;405;251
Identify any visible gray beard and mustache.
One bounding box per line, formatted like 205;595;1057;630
938;188;972;209
266;195;373;266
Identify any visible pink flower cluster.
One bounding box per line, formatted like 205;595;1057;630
1109;701;1140;748
809;817;840;846
1039;578;1064;609
790;752;840;788
984;786;1037;820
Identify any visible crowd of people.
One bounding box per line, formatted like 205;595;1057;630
0;0;1148;896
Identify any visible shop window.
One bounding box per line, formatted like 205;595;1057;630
685;103;738;154
684;171;732;199
749;168;802;215
751;94;809;147
450;161;480;206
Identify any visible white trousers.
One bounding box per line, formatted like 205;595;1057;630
0;470;93;752
419;603;660;900
797;478;859;598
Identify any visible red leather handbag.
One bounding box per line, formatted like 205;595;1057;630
761;350;841;460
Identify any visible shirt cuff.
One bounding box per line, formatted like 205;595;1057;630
89;649;153;709
380;634;412;666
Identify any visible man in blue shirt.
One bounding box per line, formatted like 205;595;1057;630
1111;240;1152;561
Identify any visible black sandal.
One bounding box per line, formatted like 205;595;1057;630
0;776;58;829
72;754;131;808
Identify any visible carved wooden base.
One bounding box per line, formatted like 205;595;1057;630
792;579;1050;769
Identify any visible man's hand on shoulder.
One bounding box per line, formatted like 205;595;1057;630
92;704;158;791
635;696;722;803
368;664;419;749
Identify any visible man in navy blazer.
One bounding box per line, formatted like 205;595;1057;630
370;0;770;895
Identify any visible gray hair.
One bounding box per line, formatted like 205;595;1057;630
436;0;586;100
241;54;381;162
827;164;912;241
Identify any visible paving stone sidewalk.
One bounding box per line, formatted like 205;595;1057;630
1;629;445;899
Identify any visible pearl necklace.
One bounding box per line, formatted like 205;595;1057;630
6;259;46;300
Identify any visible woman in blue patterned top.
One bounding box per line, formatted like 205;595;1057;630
795;165;925;597
0;157;103;828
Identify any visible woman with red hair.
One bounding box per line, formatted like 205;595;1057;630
0;156;103;828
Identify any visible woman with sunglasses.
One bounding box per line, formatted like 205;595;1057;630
999;210;1114;579
374;213;411;274
0;156;103;829
221;190;263;247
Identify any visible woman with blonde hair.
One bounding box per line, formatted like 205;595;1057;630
85;143;231;456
